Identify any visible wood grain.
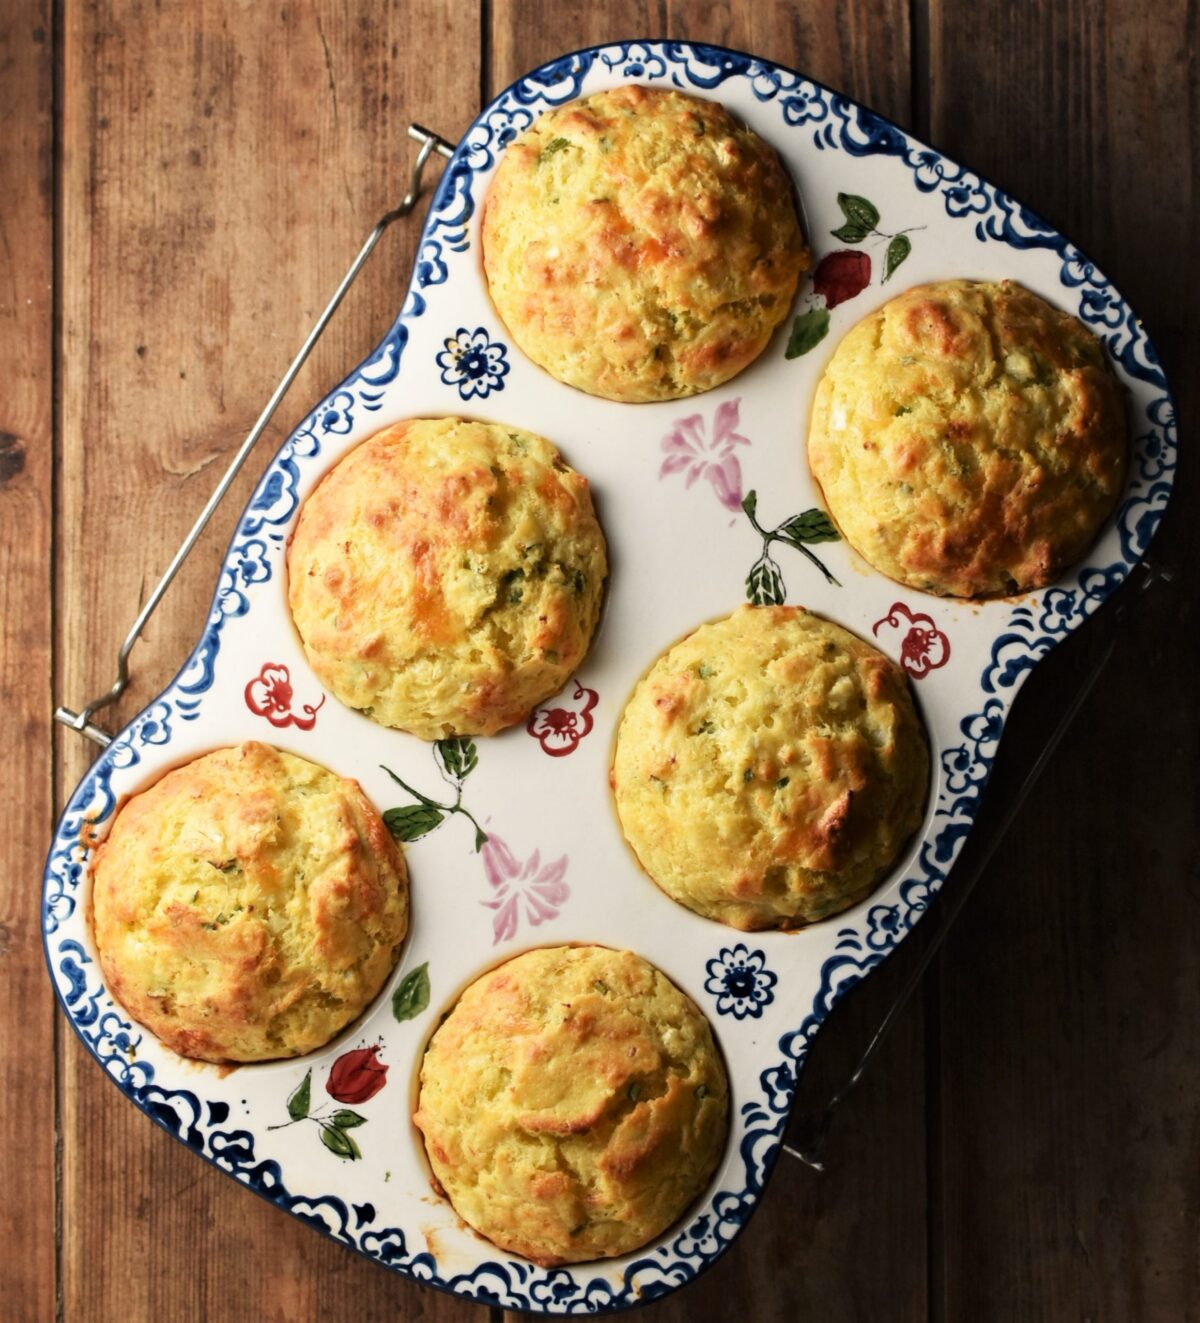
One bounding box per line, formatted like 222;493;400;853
0;2;56;1321
54;3;481;1320
928;0;1200;1318
488;5;927;1320
488;0;912;122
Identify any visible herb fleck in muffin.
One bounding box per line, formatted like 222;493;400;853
414;945;728;1265
287;418;607;739
613;606;929;930
482;85;808;402
91;742;408;1063
808;279;1127;597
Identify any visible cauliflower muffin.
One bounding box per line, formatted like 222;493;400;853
287;418;607;739
612;606;929;930
413;945;728;1266
482;84;808;402
91;742;409;1063
808;279;1127;597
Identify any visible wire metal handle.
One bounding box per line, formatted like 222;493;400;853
54;124;455;747
782;556;1175;1171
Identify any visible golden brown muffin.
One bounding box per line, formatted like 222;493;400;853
91;742;408;1063
808;279;1127;597
482;85;808;402
287;418;607;739
413;946;728;1266
612;606;929;930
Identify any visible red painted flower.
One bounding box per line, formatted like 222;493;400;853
813;250;872;308
872;603;951;678
526;681;599;757
326;1046;388;1104
245;662;325;730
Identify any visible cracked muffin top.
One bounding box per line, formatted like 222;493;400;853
287;417;607;739
91;741;408;1063
482;84;808;402
413;945;728;1265
808;279;1127;597
612;605;929;931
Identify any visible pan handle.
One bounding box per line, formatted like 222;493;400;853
783;554;1176;1171
54;125;455;747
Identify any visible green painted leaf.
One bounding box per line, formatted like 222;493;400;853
741;490;758;521
830;220;872;244
384;804;444;842
393;962;431;1022
473;824;489;853
746;553;786;606
837;192;880;230
286;1070;311;1121
330;1109;367;1129
884;233;912;282
319;1123;361;1160
777;509;840;547
436;737;478;782
785;308;830;359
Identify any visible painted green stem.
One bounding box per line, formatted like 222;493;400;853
380;765;488;849
743;502;840;588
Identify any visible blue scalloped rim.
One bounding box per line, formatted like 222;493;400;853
43;38;1176;1314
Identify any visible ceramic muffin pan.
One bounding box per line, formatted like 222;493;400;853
43;39;1176;1314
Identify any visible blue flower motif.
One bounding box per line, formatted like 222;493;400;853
136;701;173;747
233;537;272;587
865;903;903;951
319;390;355;435
601;43;665;79
704;944;778;1020
1038;587;1082;637
780;90;826;126
436;326;509;400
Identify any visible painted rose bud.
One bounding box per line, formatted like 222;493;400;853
326;1046;388;1104
812;249;871;308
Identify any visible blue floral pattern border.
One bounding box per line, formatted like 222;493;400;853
42;38;1176;1315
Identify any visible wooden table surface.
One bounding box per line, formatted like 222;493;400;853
3;2;1197;1319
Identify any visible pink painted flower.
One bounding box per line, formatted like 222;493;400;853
480;836;569;945
526;681;598;757
872;603;951;678
659;398;750;512
244;662;325;731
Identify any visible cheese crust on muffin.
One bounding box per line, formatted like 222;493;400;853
287;418;607;739
413;945;728;1266
482;85;808;402
808;279;1127;597
91;742;408;1063
612;606;929;930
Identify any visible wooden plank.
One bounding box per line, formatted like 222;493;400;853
488;5;927;1320
55;3;481;1319
928;1;1200;1317
489;2;912;122
0;1;57;1320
